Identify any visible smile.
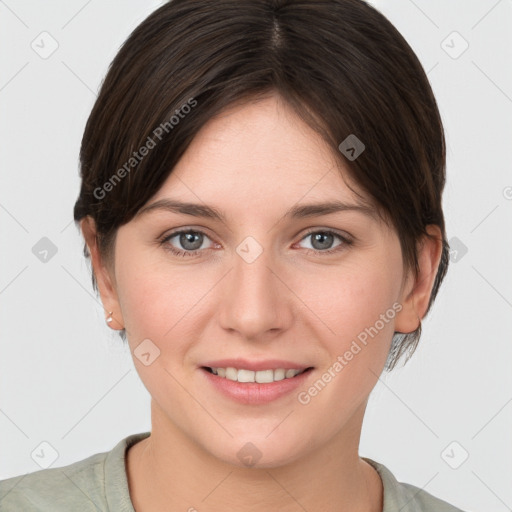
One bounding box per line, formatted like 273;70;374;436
203;366;311;383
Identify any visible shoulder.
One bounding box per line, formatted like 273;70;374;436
0;432;150;512
363;458;468;512
0;450;108;512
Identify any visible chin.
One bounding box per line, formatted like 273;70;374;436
203;433;309;469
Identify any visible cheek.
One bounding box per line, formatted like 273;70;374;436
115;249;216;354
291;257;399;404
114;257;201;403
294;256;399;345
113;240;166;340
116;268;163;339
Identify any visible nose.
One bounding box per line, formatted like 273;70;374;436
218;243;293;341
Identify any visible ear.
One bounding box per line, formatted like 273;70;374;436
80;216;125;330
394;225;443;334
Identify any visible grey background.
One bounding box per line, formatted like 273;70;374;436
1;1;511;510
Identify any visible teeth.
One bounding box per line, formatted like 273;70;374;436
273;368;285;381
225;367;238;381
237;369;255;382
209;367;305;383
255;369;273;383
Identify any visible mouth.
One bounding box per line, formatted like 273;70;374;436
199;359;315;404
201;366;314;383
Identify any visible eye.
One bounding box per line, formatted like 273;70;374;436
160;228;353;258
296;229;353;255
160;229;215;257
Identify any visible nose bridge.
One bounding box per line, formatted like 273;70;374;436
219;237;289;338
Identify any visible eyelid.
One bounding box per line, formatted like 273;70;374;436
293;228;354;255
160;225;353;243
298;227;353;243
160;227;218;252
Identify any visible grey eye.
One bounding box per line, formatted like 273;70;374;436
310;232;335;250
300;231;343;251
177;231;204;251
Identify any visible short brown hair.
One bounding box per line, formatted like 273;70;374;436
74;0;449;371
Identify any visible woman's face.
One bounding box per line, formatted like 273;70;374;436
102;94;416;467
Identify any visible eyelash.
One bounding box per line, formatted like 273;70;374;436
159;228;353;258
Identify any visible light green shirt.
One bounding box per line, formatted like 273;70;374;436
0;432;466;511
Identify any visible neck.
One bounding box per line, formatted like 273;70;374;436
126;400;383;512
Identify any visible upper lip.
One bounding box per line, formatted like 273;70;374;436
201;359;313;371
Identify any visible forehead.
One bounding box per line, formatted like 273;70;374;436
149;95;375;215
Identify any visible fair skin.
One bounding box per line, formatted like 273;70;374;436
81;93;442;512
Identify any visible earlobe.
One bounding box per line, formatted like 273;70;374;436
105;310;123;330
80;217;125;330
394;225;443;334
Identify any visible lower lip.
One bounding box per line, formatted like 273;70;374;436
200;367;314;405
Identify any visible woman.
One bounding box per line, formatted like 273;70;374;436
0;0;466;510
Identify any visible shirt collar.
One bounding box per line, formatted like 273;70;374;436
104;431;151;512
105;433;420;512
363;457;422;512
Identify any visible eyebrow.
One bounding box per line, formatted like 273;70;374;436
136;198;379;222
